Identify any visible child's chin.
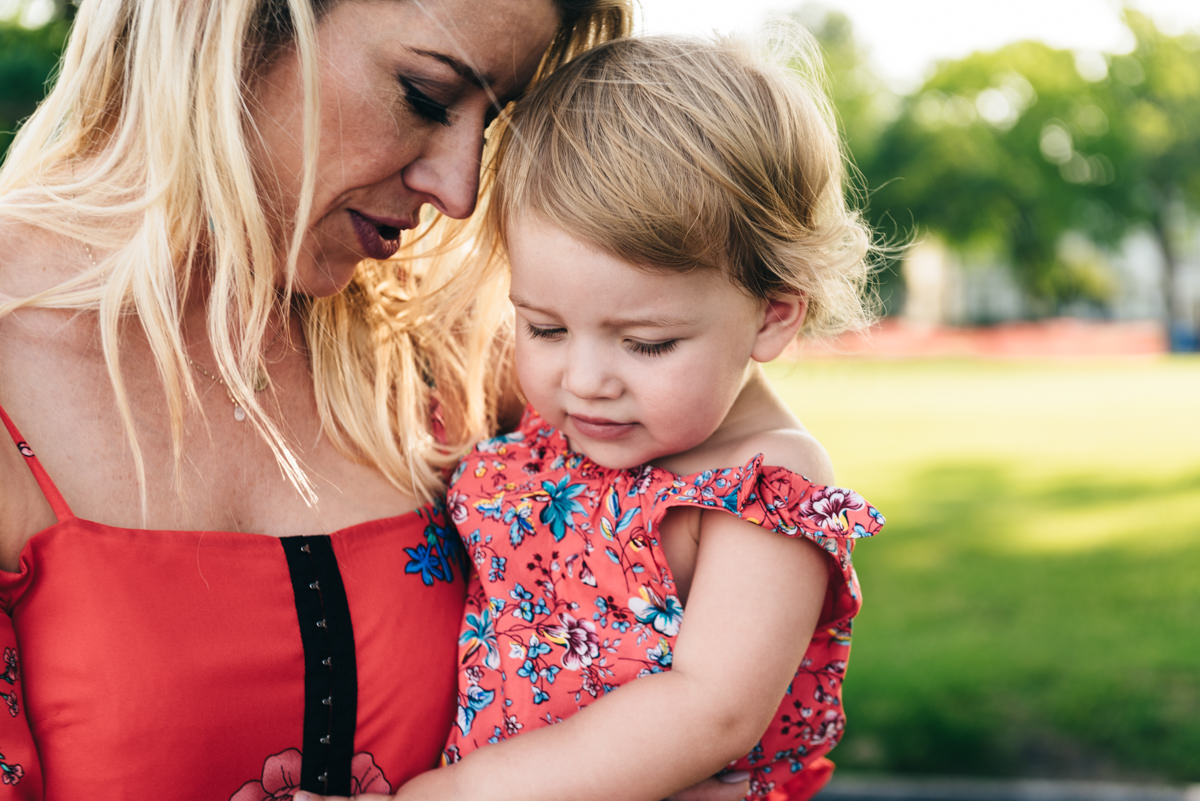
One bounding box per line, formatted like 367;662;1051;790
574;444;644;472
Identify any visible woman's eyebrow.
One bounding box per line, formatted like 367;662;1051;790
408;47;493;90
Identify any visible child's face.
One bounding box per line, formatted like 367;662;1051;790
507;216;769;470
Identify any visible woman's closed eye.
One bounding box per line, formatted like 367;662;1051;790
627;339;678;357
399;77;450;126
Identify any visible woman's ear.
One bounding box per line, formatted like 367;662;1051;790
750;293;807;363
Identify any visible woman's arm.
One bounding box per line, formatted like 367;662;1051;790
299;508;829;801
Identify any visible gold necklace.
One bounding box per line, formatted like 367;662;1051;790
83;243;270;422
182;352;269;422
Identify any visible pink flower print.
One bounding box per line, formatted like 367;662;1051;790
799;487;866;533
230;749;392;800
0;754;23;786
546;612;600;670
231;748;302;801
447;490;470;526
503;713;524;736
349;753;392;794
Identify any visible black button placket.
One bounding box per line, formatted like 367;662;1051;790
281;536;358;795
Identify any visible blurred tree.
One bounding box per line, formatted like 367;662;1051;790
842;6;1200;327
864;39;1120;316
1094;9;1200;344
787;4;906;312
0;11;70;161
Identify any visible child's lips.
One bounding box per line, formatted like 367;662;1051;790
568;414;636;440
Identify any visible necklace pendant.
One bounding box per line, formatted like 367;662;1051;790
233;404;247;422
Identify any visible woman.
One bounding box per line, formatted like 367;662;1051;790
0;1;631;797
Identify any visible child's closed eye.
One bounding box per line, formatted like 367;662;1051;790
524;323;566;340
627;339;678;357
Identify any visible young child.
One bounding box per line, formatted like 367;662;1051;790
303;33;884;801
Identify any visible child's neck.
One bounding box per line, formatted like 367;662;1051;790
651;364;800;476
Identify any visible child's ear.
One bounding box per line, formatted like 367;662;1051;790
751;293;807;363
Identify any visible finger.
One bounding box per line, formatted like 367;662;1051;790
665;773;751;801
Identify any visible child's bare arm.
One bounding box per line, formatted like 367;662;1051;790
300;507;828;801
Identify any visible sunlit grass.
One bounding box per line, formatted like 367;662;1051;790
764;356;1200;782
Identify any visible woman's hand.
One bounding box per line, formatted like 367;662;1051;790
667;772;751;801
291;771;751;801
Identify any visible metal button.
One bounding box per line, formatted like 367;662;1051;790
309;580;320;590
300;544;311;554
320;734;331;745
322;656;333;667
316;618;327;629
318;771;328;784
322;695;333;706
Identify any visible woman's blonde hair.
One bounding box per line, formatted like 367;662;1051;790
0;0;631;507
491;33;876;337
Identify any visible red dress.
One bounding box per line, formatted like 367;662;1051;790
442;408;884;801
0;405;467;800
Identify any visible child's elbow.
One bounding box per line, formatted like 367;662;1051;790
704;700;777;760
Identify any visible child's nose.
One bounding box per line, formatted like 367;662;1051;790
562;351;620;399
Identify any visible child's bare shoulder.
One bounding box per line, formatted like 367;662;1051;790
727;426;836;487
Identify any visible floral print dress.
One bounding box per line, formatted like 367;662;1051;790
443;407;884;801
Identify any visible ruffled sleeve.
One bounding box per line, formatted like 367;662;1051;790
0;606;42;798
651;454;884;625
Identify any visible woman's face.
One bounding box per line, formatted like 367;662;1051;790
249;0;559;296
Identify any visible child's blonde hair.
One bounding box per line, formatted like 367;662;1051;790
490;33;875;337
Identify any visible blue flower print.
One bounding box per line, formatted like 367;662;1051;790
476;493;505;522
504;501;535;546
509;585;550;622
629;587;684;636
489;555;507;582
510;584;535;621
536;475;587;541
646;638;673;669
460;605;501;670
404;543;447;586
402;503;467;586
455;683;496;735
477;429;525;454
599;487;638;541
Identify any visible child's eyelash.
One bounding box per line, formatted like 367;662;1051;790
628;340;678;357
399;78;450;126
524;323;565;340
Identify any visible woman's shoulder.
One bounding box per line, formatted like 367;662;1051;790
0;218;72;298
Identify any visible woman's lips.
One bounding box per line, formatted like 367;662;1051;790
568;414;636;441
348;209;407;260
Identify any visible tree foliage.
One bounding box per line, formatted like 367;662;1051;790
0;18;70;160
803;4;1200;327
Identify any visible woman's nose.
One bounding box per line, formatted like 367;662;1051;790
402;120;484;220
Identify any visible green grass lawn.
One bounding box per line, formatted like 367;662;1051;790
764;356;1200;783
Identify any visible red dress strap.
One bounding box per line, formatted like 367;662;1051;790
0;403;73;522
